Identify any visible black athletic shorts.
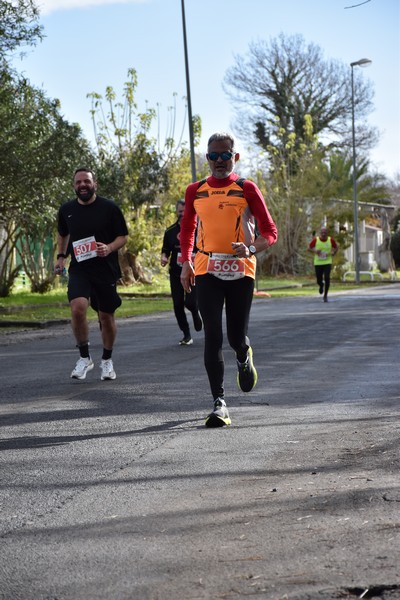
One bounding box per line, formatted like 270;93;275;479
67;269;122;314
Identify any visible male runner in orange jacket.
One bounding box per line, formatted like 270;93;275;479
180;132;278;427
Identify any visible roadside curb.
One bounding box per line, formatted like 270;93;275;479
0;319;70;329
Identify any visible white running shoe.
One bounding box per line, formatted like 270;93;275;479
100;359;116;381
179;336;193;345
71;357;94;380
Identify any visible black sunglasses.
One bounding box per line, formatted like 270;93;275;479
207;151;234;161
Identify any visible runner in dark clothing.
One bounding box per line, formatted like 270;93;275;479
161;200;202;345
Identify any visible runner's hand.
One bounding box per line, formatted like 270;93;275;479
231;242;249;258
180;261;195;292
96;242;111;257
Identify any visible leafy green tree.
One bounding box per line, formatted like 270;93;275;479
0;0;94;294
257;115;324;274
0;66;93;295
248;114;388;275
89;69;168;212
311;155;389;277
89;68;202;211
88;68;203;281
321;151;388;204
0;0;43;58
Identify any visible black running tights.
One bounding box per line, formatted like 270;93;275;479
195;274;254;400
170;273;198;336
315;264;332;296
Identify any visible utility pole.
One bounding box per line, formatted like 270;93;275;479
181;0;196;182
350;57;372;283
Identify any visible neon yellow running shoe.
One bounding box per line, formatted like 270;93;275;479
237;346;258;392
205;398;231;427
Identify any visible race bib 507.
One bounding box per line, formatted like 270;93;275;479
73;236;97;262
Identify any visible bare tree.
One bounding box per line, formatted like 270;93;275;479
223;33;377;160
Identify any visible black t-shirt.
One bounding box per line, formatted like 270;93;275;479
58;195;129;281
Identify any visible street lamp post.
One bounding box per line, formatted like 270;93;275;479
181;0;196;182
350;57;372;284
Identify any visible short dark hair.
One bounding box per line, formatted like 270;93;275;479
73;167;97;181
176;199;185;210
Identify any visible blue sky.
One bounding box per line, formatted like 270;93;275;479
14;0;400;179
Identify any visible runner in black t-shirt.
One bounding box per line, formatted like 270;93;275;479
56;167;128;381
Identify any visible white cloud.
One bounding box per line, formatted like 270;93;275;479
37;0;148;16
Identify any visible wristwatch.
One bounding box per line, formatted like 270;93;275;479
248;245;257;256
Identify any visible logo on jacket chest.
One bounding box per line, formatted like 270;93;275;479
217;201;240;210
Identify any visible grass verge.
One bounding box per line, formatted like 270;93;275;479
0;273;396;324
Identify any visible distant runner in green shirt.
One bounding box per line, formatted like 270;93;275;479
308;226;338;303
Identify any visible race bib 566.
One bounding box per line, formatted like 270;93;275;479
207;253;245;280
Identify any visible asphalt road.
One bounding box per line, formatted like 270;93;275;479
1;285;400;600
